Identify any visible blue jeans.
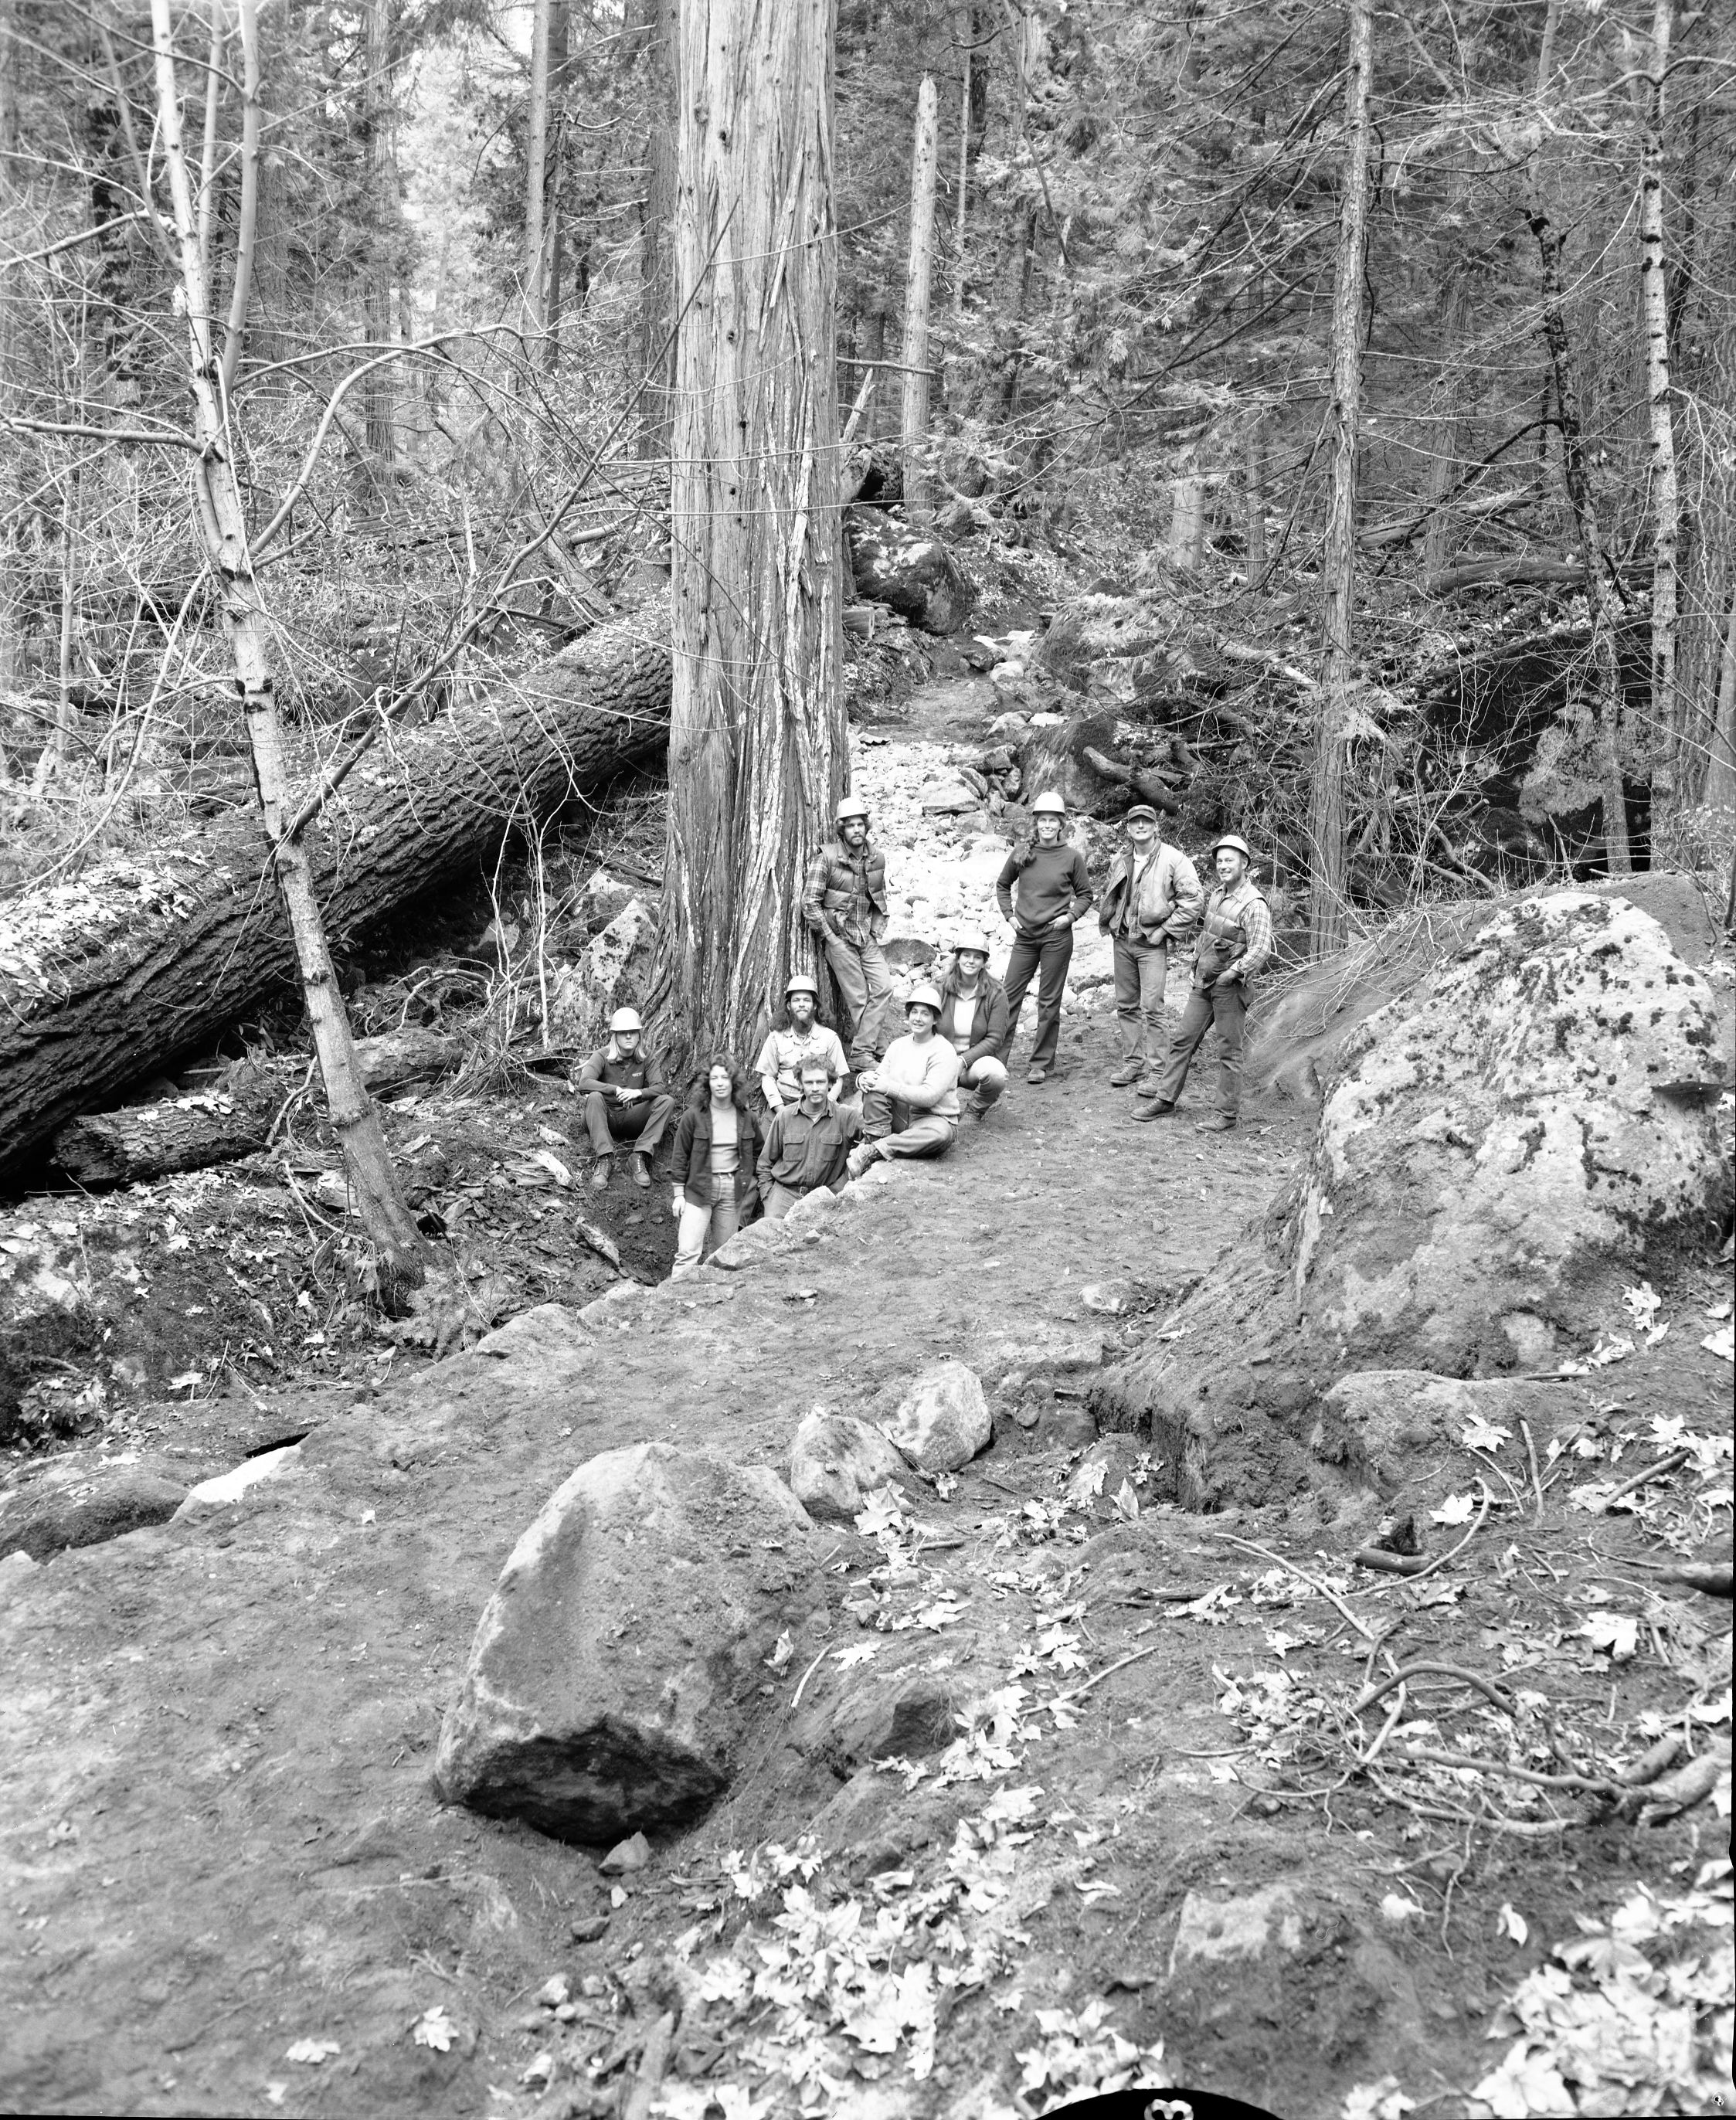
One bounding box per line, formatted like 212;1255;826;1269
824;936;894;1071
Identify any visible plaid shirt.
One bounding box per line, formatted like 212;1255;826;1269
1199;878;1273;980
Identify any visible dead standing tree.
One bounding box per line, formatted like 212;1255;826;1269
147;0;428;1291
653;0;845;1068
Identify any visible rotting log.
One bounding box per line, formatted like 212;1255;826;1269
0;604;671;1181
50;1029;462;1187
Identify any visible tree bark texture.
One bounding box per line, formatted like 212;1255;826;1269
635;0;680;464
360;0;397;484
1638;0;1680;797
0;601;672;1182
900;74;939;511
1308;0;1373;955
658;0;844;1067
1705;587;1736;815
524;0;553;341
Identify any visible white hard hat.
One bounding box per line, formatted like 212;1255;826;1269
835;793;871;823
609;1006;644;1032
1031;790;1068;815
784;973;820;999
905;983;943;1014
950;928;991;956
1210;832;1254;863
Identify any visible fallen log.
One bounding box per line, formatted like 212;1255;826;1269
50;1029;462;1187
0;604;672;1181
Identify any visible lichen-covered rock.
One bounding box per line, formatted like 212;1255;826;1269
1286;890;1725;1372
1095;891;1729;1506
789;1410;912;1523
846;508;976;635
433;1443;824;1843
881;1359;991;1473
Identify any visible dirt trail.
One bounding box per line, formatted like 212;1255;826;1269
3;684;1731;2120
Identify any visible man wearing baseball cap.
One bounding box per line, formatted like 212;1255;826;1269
934;927;1009;1118
753;973;848;1112
845;984;961;1174
802;793;894;1080
1135;831;1272;1133
575;1005;676;1188
1098;803;1203;1092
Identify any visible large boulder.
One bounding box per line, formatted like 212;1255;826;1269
0;1451;188;1560
1096;891;1729;1506
881;1360;991;1474
433;1444;824;1843
845;508;975;635
789;1410;912;1523
547;895;654;1049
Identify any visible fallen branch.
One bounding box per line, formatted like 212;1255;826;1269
1521;1418;1547;1521
571;1216;627;1275
1602;1445;1694;1511
1352;1660;1515;1719
1396;1481;1493;1588
1209;1530;1377;1642
1397;1744;1624;1797
1053;1644;1160;1706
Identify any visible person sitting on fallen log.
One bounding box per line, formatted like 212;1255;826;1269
670;1055;763;1277
753;975;848;1113
757;1058;859;1219
934;927;1009;1121
845;985;961;1176
576;1007;676;1190
1135;831;1272;1136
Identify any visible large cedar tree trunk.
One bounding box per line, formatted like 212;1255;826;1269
1308;0;1373;953
655;0;844;1068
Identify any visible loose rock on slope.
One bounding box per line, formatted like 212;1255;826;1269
882;1358;992;1474
434;1443;825;1842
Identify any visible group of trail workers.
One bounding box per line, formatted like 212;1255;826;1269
576;786;1272;1276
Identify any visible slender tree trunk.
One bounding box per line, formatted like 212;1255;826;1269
1638;0;1680;806
635;0;680;464
1526;2;1632;874
1167;457;1206;572
360;0;396;492
524;0;552;343
655;0;844;1066
1422;177;1473;583
1705;586;1736;814
1308;0;1373;954
900;74;939;514
150;0;426;1289
1244;416;1267;579
953;6;973;319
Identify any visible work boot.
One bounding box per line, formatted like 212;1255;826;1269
589;1157;612;1189
1109;1058;1145;1087
1197;1113;1236;1133
1132;1097;1177;1122
1025;1064;1048;1085
845;1142;880;1180
630;1152;653;1190
963;1093;987;1123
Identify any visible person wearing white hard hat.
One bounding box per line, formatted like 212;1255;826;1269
802;793;894;1079
753;973;848;1113
575;1005;676;1188
1098;803;1204;1092
994;790;1092;1084
934;927;1009;1119
845;984;961;1175
1136;831;1272;1133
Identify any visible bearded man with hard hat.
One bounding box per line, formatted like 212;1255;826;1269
845;983;961;1175
933;926;1009;1119
575;1004;677;1187
802;792;894;1081
1099;802;1204;1093
753;973;848;1112
1135;831;1273;1134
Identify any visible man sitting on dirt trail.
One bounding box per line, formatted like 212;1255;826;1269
1099;803;1203;1093
754;975;848;1112
994;790;1093;1086
934;927;1009;1120
576;1006;676;1190
802;793;894;1085
846;984;961;1176
757;1058;859;1218
1135;831;1272;1136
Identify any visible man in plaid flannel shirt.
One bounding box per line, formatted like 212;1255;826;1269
1135;832;1273;1133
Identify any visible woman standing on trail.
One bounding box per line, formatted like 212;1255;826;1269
670;1058;763;1279
994;790;1093;1085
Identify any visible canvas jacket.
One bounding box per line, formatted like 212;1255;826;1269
801;838;888;946
1098;841;1204;946
671;1096;763;1211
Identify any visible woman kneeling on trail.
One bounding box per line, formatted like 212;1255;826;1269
670;1057;763;1278
994;790;1092;1085
1135;832;1272;1135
